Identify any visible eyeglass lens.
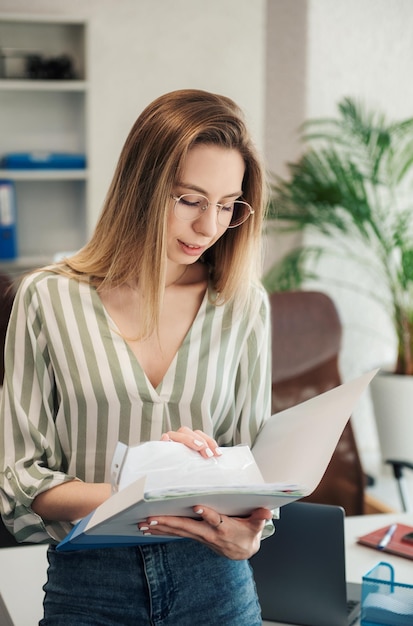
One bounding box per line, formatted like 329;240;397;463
174;194;252;228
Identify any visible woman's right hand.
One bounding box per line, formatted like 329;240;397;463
160;426;222;459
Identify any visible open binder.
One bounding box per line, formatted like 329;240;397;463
57;369;377;551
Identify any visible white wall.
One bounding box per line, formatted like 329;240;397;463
305;0;413;469
0;0;266;229
265;0;413;475
306;0;413;120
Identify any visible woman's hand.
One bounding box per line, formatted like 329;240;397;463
137;505;273;560
153;428;272;558
161;426;222;459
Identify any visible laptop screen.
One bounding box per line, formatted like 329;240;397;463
249;502;360;626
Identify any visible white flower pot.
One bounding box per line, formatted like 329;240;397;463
370;371;413;463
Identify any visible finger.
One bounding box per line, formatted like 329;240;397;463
193;429;222;456
232;508;273;533
193;505;272;526
249;507;273;522
137;515;213;541
161;427;221;458
192;505;225;530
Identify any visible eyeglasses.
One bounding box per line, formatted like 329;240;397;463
171;194;254;228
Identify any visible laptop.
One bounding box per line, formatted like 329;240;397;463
249;502;361;626
0;593;14;626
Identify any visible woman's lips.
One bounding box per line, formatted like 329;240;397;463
178;240;206;256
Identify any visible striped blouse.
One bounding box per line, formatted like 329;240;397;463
0;270;271;543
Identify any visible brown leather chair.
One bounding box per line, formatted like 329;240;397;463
0;271;15;385
0;272;20;547
269;290;366;516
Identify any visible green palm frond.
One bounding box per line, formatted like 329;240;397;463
262;247;322;292
270;148;375;240
265;97;413;374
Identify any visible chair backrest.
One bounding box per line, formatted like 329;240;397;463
0;272;15;385
0;272;19;547
0;519;21;548
269;290;366;516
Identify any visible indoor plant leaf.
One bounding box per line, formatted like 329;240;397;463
265;97;413;375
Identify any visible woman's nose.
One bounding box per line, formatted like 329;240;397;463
193;204;220;237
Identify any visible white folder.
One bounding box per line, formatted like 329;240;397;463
57;369;377;551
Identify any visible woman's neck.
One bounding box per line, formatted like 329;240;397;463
165;265;189;288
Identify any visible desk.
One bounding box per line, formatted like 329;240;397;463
262;512;413;626
0;543;47;625
1;514;412;626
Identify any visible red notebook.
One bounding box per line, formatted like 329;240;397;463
357;523;413;560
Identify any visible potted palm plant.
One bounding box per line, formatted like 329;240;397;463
263;97;413;491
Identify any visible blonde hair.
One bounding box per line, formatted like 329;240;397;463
61;89;267;337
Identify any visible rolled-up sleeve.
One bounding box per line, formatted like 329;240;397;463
0;277;75;543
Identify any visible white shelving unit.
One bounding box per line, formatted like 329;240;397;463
0;14;89;275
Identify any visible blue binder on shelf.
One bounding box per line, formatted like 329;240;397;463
2;152;86;170
0;180;17;260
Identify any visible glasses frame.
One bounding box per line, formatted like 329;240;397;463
171;194;254;228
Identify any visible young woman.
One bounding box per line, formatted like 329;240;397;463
0;89;273;625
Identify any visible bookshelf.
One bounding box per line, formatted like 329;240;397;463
0;14;89;275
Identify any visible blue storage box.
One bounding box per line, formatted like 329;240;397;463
0;180;17;260
2;152;86;170
361;561;413;626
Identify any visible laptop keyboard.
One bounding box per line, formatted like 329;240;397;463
347;599;359;615
347;598;361;625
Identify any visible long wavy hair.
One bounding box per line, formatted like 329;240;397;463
60;89;267;337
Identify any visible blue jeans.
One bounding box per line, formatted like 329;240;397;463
40;539;262;625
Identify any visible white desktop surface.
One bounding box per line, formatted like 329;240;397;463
262;512;413;626
0;514;412;626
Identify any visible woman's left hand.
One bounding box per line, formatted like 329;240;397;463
137;505;273;560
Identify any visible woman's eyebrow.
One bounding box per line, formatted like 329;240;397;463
175;182;243;198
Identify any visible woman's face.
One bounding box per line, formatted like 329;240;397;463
167;144;245;265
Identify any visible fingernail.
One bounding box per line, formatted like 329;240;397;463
205;447;214;458
149;520;158;526
194;439;205;447
195;508;204;515
143;532;152;536
140;525;149;531
215;447;223;456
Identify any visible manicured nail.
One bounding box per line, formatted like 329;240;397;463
215;447;223;456
194;439;205;447
205;447;214;458
140;525;149;531
143;532;152;536
195;508;204;514
149;520;158;526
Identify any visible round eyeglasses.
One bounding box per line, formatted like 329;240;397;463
171;194;254;228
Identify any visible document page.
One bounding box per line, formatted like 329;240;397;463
252;369;378;492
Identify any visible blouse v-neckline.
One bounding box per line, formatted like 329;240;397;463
95;285;210;395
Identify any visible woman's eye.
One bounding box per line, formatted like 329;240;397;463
222;203;234;213
180;198;199;207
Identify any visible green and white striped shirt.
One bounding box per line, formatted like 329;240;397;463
0;271;271;543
